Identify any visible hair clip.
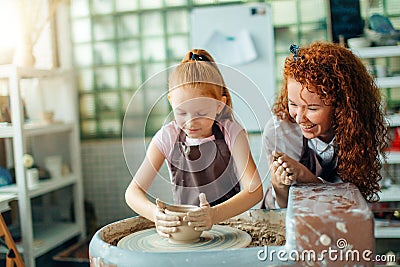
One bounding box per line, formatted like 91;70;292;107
290;44;301;61
190;53;208;61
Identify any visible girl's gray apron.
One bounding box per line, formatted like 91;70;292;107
169;123;240;206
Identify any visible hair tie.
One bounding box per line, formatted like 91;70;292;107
190;53;208;62
290;44;301;61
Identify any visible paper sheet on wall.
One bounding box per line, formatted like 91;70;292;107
203;30;257;66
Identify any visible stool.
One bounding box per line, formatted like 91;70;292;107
0;214;24;267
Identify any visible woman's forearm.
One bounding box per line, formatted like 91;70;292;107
272;182;290;208
294;164;320;183
271;166;322;208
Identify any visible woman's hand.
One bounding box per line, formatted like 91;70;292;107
270;151;318;186
154;199;181;238
269;151;320;208
270;151;296;187
269;151;299;208
185;193;215;232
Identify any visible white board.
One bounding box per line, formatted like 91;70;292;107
191;3;275;132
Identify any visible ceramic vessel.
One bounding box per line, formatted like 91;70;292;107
44;155;62;179
347;37;371;49
26;168;39;187
164;204;202;243
41;111;54;124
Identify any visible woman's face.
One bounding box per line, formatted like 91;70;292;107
168;86;226;139
287;78;334;143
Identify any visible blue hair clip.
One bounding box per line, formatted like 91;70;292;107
290;44;301;61
190;53;208;61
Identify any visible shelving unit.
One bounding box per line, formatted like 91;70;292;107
352;45;400;239
375;185;400;239
0;65;85;267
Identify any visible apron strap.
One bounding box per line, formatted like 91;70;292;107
299;137;337;183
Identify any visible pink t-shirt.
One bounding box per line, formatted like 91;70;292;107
153;119;244;162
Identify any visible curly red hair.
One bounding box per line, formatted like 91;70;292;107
274;41;390;202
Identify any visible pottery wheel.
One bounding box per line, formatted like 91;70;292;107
117;225;251;252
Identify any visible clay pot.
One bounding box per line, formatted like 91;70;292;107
164;204;202;243
41;111;55;124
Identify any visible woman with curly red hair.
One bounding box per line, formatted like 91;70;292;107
261;41;390;208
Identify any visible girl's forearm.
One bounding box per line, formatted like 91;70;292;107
211;185;263;224
125;182;157;222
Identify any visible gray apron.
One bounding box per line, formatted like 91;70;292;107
298;136;337;183
169;123;240;206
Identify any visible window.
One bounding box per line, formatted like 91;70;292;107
70;0;329;139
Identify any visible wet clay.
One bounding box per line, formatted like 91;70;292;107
218;219;286;247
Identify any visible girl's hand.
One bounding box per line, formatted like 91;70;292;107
154;199;181;238
185;193;215;232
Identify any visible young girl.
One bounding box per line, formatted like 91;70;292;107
125;49;263;238
261;41;389;209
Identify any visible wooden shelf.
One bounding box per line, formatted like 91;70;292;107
0;193;17;213
25;122;74;137
387;114;400;127
33;222;81;257
0;175;78;198
0;65;69;79
351;46;400;59
379;185;400;202
375;225;400;238
0;122;74;138
376;76;400;89
0;124;14;138
384;151;400;164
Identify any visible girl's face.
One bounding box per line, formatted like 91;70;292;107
287;78;334;143
168;86;226;139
